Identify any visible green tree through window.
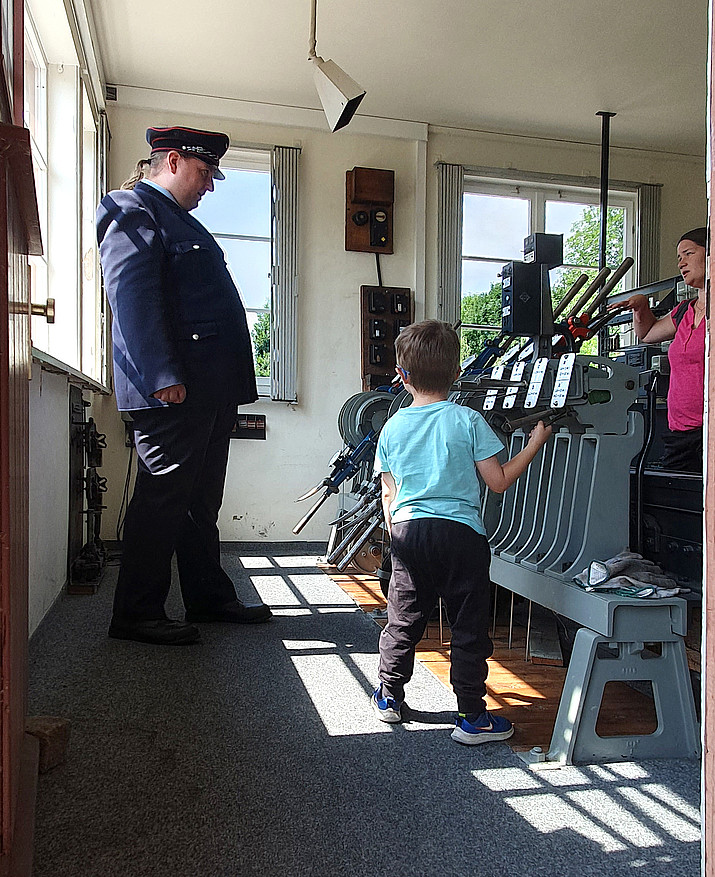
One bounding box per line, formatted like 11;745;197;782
251;304;270;377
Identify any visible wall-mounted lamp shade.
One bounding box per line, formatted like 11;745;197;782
311;57;366;132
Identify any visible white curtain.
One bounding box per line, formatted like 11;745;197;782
436;162;464;326
270;146;301;401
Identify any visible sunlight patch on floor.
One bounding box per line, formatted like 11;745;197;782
239;556;274;569
289;651;392;736
250;574;302;605
273;556;323;567
472;762;699;854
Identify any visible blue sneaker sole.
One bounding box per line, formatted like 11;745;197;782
450;725;514;745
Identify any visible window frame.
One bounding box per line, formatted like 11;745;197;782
462;175;637;281
200;146;272;396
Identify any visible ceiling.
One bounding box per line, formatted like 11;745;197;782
88;0;707;156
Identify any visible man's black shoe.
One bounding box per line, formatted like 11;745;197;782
108;618;201;645
185;599;272;624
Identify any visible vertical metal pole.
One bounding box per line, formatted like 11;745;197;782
491;583;498;637
525;600;533;662
596;111;616;356
508;592;515;649
596;111;616;273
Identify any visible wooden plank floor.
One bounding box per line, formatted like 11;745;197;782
323;565;658;752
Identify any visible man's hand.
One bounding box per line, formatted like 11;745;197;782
152;383;186;404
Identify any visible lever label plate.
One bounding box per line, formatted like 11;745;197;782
503;361;526;409
525;358;548;409
551;353;576;408
483;365;504;410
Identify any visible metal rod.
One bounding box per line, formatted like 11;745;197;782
597;111;616;272
553;273;589;319
292;490;330;535
491;584;498;637
525;600;532;662
326;516;370;564
308;0;318;59
567;267;611;318
336;518;381;571
585;257;635;317
508;592;515;649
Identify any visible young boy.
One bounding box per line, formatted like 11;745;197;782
371;320;551;744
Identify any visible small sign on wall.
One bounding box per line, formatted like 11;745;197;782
231;413;267;440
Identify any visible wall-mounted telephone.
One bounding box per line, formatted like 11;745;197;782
345;167;394;254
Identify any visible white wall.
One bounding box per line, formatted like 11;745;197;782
28;363;71;634
96;103;706;547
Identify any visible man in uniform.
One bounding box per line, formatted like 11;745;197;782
97;125;271;645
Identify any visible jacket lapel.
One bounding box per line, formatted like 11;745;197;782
135;181;221;251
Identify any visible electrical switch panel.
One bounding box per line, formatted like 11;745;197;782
360;285;413;391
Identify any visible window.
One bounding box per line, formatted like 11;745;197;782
193;147;272;395
461;176;636;356
23;0;107;384
24;9;48;347
80;81;101;379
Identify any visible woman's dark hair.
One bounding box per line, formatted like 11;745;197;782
678;227;707;249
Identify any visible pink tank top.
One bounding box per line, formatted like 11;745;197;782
667;301;705;431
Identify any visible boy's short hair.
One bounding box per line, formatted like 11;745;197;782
395;320;460;394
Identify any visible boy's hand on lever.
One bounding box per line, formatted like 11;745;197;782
528;420;552;448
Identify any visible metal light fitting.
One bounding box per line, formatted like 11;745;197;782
308;0;366;132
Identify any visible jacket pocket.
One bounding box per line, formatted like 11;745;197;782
176;320;219;342
168;240;214;287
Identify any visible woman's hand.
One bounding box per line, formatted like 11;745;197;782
608;293;649;315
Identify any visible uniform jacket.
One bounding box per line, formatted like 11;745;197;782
96;180;258;411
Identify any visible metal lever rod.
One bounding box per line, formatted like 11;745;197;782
326;515;373;565
328;486;379;526
336;518;382;572
584;256;635;317
292;490;331;535
553;273;589;319
566;267;611;319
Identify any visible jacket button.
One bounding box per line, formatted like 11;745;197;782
192;244;200;250
192;333;200;340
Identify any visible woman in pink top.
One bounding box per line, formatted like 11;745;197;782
620;227;707;473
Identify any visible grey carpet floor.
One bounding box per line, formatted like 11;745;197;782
29;543;701;877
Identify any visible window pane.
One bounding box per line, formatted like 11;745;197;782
462;258;502;297
461;259;504;362
194;168;271;237
463;192;529;260
245;310;270;378
220;238;271;310
546;201;625;271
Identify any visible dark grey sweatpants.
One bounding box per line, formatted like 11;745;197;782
378;518;493;716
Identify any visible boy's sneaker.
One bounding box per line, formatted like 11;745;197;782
451;711;514;745
371;685;402;723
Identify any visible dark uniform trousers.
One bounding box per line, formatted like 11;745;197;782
379;518;494;716
113;396;239;622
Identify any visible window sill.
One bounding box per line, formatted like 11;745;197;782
32;348;112;395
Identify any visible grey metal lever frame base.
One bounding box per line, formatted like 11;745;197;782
546;628;700;765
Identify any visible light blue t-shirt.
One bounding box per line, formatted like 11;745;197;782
374;400;503;535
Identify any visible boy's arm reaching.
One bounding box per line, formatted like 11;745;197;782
380;472;396;535
476;420;552;494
